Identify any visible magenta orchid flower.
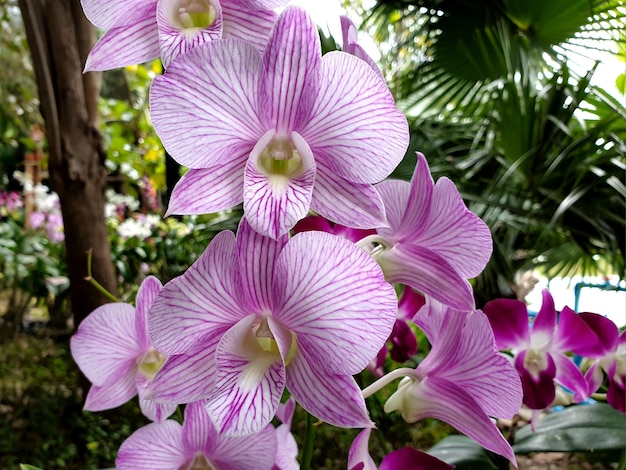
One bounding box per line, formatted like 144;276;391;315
293;215;375;244
116;401;277;470
483;289;617;410
148;219;398;435
348;428;453;470
272;398;299;470
81;0;283;71
585;327;625;413
359;153;492;310
70;276;175;422
362;299;522;465
150;6;409;239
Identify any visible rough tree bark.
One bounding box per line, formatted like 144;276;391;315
18;0;118;328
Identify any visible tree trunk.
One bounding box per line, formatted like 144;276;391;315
18;0;117;328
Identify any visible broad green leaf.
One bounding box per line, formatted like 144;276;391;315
20;465;44;470
428;435;498;469
513;404;626;454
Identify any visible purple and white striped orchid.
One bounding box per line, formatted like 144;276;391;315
81;0;283;70
483;289;617;410
348;428;453;470
70;276;176;422
150;6;409;239
272;398;299;470
358;153;492;311
147;219;398;435
362;299;522;465
116;401;277;470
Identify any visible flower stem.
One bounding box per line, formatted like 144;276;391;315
361;367;416;399
84;248;119;302
300;412;316;470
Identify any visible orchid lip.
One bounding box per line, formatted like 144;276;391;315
257;137;304;179
523;349;549;379
138;348;166;381
180;452;218;470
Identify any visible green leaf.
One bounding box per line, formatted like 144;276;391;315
513;404;626;454
20;465;44;470
427;435;498;469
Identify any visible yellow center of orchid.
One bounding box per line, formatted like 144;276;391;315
254;318;298;365
258;138;303;178
138;348;166;381
180;453;218;470
177;0;216;30
523;349;549;379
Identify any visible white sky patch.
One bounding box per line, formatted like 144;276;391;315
288;0;382;61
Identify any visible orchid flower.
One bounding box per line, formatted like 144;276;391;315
362;299;522;465
116;401;277;470
348;428;453;470
272;398;299;470
585;327;625;413
81;0;284;71
150;6;409;239
483;289;618;410
70;276;175;422
340;16;383;79
359;153;492;310
148;219;398;435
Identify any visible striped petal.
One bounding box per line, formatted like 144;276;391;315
416;306;522;418
71;303;143;386
378;244;475;311
212;424;278;470
286;348;373;428
116;420;188;470
148;230;245;355
311;162;387;230
84;374;137;412
137;374;177;422
165;158;246;217
260;6;320;134
300;51;408;184
243;131;316;239
147;343;219;404
207;315;286;435
182;401;218;454
135;276;163;350
156;0;223;69
274;231;397;375
81;0;156;29
221;2;277;52
340;16;383;79
150;39;263;169
384;376;516;465
421;177;492;278
84;14;160;71
236;218;288;313
348;429;377;470
375;179;413;242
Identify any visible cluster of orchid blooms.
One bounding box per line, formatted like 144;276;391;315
70;1;625;469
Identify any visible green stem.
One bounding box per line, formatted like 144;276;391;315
84;248;119;302
300;412;316;470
